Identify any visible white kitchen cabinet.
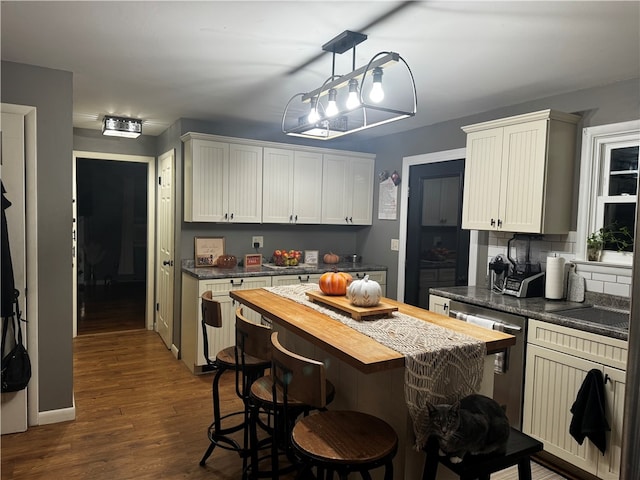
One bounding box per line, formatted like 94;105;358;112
523;319;628;478
321;154;375;225
422;176;459;226
180;273;270;373
461;109;580;233
182;134;262;223
428;294;450;316
262;148;323;224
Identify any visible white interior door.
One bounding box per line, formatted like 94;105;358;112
1;111;28;434
156;149;175;350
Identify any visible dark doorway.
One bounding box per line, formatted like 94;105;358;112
76;159;148;334
405;159;470;307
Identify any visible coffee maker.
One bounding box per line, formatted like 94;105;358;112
488;254;510;292
503;234;545;298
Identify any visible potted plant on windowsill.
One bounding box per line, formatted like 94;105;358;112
586;224;634;261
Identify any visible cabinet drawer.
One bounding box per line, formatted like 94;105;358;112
271;273;322;286
352;271;386;285
527;319;627;370
197;276;271;296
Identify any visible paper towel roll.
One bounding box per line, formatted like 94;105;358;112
545;255;566;299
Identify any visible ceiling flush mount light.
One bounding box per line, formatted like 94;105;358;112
102;115;143;138
282;30;417;140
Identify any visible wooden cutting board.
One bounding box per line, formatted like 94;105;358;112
305;290;398;320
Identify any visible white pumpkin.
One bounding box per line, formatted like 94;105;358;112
346;274;382;307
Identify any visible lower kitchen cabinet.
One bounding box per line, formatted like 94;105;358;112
180;273;270;374
428;294;450;316
523;319;627;479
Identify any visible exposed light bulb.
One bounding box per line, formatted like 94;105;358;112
326;88;339;117
308;97;320;124
346;79;360;110
369;67;384;103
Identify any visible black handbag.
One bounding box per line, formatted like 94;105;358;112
1;291;31;393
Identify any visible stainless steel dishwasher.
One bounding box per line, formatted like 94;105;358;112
449;300;526;430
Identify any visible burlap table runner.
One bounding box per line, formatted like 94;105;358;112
264;284;486;450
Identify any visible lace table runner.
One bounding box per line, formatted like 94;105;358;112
264;284;486;450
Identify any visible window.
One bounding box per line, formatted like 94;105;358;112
577;120;639;265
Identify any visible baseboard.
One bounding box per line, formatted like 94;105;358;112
171;344;179;359
38;397;76;425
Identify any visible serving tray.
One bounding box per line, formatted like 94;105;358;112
305;290;398;320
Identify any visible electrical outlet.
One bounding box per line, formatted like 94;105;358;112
391;238;399;251
252;236;263;248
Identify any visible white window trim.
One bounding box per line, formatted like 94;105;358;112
576;119;639;265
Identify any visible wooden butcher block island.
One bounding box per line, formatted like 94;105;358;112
230;288;515;480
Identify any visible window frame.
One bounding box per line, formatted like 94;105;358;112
577;120;639;265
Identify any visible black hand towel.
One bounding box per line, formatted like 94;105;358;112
569;368;610;454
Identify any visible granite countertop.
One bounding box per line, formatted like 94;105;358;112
182;260;388;280
429;286;629;341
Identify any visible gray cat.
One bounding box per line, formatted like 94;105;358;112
426;394;510;464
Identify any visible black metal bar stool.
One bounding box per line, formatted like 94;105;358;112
422;427;543;480
199;294;271;474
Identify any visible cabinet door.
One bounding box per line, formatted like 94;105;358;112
523;344;600;475
185;139;229;222
499;119;548;233
349;157;374;225
462;128;503;230
599;366;626;480
428;294;450;316
262;147;295;223
292;151;323;224
322;154;350;224
228;144;263;223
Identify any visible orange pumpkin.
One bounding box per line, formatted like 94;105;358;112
323;252;340;264
319;271;353;296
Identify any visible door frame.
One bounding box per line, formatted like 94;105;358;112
72;151;156;337
397;147;486;300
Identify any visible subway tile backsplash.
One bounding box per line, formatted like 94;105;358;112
486;232;633;298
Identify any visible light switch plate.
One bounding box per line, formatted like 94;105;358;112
391;239;399;251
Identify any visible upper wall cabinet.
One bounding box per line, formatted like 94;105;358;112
322;154;375;225
262;148;323;224
461;109;580;233
183;134;262;223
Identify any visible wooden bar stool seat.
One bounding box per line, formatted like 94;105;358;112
422;427;543;480
271;331;399;480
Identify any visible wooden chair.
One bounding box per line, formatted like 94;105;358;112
199;293;271;473
421;427;543;480
270;331;398;480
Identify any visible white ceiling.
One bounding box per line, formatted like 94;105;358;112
2;1;639;138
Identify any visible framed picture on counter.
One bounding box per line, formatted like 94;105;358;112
244;253;263;269
195;237;224;267
305;250;319;265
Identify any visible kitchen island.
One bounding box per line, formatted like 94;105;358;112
230;287;515;480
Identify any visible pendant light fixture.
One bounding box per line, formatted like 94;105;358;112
282;30;417;140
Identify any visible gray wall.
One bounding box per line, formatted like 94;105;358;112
2;61;74;412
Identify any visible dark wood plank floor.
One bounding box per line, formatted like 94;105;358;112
1;330;255;480
77;282;146;335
